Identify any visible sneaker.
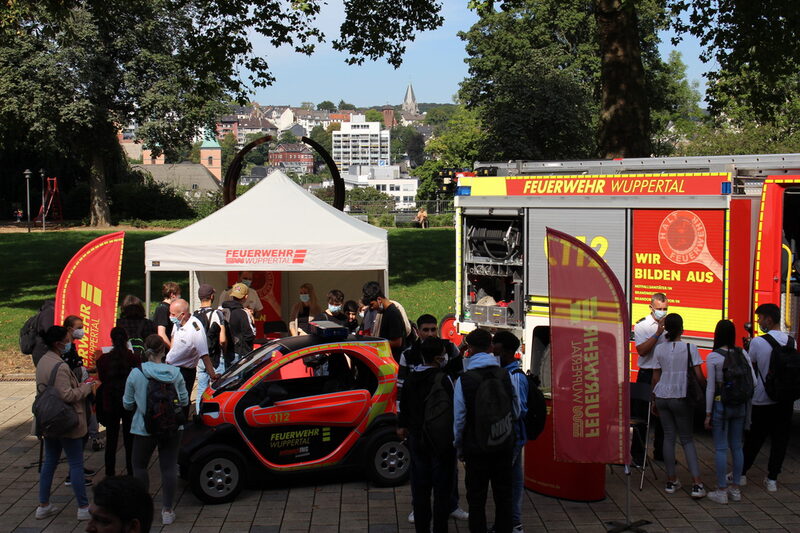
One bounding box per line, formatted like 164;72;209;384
512;524;525;533
65;476;92;487
691;483;707;499
707;489;728;504
83;467;96;477
726;472;747;486
664;480;681;494
408;510;414;524
35;504;59;520
162;509;176;525
727;487;742;502
77;507;91;521
449;507;469;521
764;477;778;492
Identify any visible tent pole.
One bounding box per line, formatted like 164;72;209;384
145;271;151;314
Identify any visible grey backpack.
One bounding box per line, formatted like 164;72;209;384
32;363;79;437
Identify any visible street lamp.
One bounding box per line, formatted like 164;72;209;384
23;169;31;233
40;168;45;231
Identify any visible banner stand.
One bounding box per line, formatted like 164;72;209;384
605;464;650;533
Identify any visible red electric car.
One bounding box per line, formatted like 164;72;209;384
179;331;409;504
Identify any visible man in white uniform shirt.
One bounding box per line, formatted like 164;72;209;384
165;299;217;419
741;303;793;492
631;292;669;465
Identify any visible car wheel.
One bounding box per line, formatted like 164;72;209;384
189;447;245;504
365;430;410;486
439;313;463;347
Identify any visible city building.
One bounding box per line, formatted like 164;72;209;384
400;83;425;125
237;117;278;146
344;164;418;210
294;109;331;133
332;115;391;173
269;143;314;174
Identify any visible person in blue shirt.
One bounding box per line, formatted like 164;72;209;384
493;331;528;533
453;328;518;533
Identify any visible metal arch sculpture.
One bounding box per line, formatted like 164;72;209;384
222;134;345;211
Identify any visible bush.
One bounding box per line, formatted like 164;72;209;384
371;213;395;227
190;191;224;219
428;213;455;227
110;177;194;222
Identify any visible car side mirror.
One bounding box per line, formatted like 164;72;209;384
259;383;289;408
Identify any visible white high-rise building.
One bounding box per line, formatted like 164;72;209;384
332;115;391;173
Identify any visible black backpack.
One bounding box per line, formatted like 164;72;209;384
143;371;185;438
193;307;226;367
716;347;755;406
513;368;548;440
422;372;454;455
19;301;54;355
465;366;515;453
760;335;800;403
32;363;79;437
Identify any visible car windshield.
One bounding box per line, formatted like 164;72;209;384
213;343;286;392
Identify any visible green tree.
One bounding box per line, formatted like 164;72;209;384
390;125;425;166
300;101;315;110
347;186;395;214
424;105;456;134
0;0;444;225
648;51;703;156
278;131;299;144
220;132;239;178
317;100;336;112
670;0;800;127
338;100;357;111
364;109;384;123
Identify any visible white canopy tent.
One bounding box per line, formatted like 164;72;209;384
144;171;388;321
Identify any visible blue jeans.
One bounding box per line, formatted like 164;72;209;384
195;358;225;413
711;400;746;488
511;443;523;525
39;437;88;508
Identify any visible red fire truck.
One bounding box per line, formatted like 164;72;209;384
444;154;800;380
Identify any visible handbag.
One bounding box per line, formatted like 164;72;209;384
685;343;705;407
32;362;79;437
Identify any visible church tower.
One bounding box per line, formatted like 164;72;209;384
402;83;419;115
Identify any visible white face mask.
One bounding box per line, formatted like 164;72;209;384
652;309;667;320
299;294;310;303
72;328;85;339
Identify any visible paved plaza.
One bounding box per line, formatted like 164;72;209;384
2;381;800;532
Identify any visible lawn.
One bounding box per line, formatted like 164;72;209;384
0;227;455;375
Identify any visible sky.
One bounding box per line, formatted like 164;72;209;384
252;1;710;108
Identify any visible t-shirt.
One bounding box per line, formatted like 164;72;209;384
379;304;406;359
633;314;667;369
705;348;755;413
152;301;173;339
653;341;703;399
749;330;790;405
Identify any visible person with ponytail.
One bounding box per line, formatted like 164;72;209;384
96;327;140;476
651;313;707;499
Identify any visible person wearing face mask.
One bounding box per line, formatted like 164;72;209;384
343;300;361;334
63;316;105;459
152;282;181;349
164;299;216;420
221;271;264;317
315;289;347;325
289;283;321;336
631;292;669;465
221;283;256;360
34;325;94;522
741;303;794;492
361;281;410;361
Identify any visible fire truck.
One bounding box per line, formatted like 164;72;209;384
444;154;800;380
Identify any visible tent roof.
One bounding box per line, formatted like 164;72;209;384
145;171;387;272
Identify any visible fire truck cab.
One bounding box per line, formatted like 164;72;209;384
450;154;800;380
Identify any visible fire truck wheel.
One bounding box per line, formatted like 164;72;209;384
364;430;410;487
189;446;246;504
439;314;463;347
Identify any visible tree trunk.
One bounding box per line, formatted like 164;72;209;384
595;0;651;158
88;150;111;227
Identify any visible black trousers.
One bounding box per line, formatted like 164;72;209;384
104;409;133;476
464;451;513;533
179;366;196;421
632;368;663;463
743;401;794;480
410;435;454;533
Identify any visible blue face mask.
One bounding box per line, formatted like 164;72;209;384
170;316;181;326
328;304;342;313
242;279;252;287
62;342;72;355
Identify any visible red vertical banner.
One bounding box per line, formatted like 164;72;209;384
55;232;125;369
547;227;630;464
